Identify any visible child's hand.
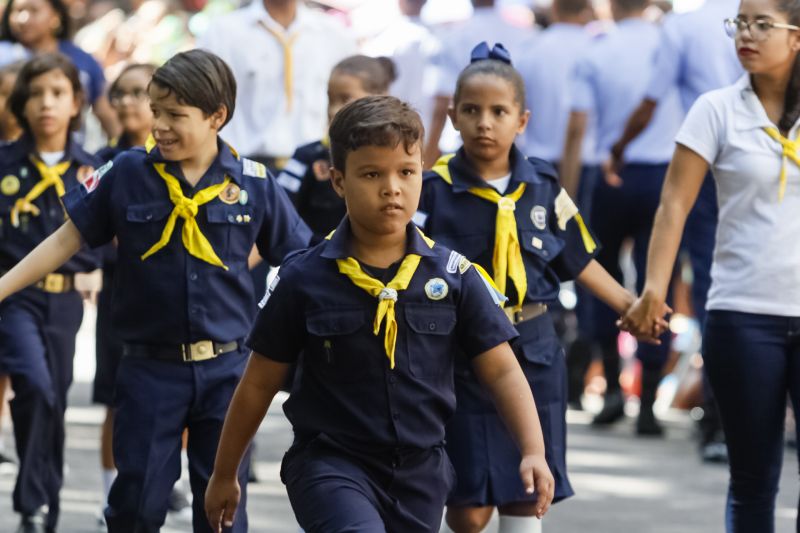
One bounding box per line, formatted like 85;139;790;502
205;473;240;533
519;453;554;518
617;294;672;344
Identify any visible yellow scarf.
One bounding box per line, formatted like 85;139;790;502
140;163;231;270
261;23;299;112
10;156;71;228
763;127;799;202
432;154;526;311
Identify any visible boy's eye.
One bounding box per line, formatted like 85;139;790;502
402;168;415;176
363;171;379;179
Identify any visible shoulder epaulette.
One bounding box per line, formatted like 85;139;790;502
527;157;559;182
242;158;268;179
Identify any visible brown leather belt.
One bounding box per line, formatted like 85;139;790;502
123;340;239;363
1;270;75;293
504;303;548;325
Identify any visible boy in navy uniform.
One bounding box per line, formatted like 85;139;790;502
204;95;555;532
0;53;100;532
0;49;311;533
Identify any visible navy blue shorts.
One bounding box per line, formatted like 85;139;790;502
93;270;123;405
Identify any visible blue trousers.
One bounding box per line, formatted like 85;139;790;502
703;310;800;532
0;289;83;530
106;348;251;533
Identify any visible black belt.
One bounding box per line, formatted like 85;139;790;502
1;270;75;293
122;340;239;363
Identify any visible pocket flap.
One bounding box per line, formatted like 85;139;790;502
516;315;558;366
404;304;456;336
206;205;254;225
126;202;173;223
306;309;366;336
519;230;564;261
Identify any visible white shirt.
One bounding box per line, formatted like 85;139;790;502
675;75;800;316
487;173;511;194
198;2;356;158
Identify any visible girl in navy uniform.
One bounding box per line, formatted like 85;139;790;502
0;52;101;532
0;49;311;533
276;54;397;242
205;95;555;533
92;62;156;520
417;43;665;533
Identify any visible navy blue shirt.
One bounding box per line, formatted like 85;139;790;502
63;138;311;345
417;147;598;304
275;140;345;241
0;135;100;274
246;219;517;452
94;136;136;269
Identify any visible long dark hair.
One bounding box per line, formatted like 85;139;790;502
0;0;71;42
778;0;800;131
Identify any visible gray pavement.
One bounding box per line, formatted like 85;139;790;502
2;383;799;532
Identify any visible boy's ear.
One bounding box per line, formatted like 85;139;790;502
447;106;459;131
330;167;346;199
209;105;228;130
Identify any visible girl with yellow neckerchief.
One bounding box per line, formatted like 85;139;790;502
621;4;800;531
0;53;100;532
417;42;665;533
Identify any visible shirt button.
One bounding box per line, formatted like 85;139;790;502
389;376;397;384
428;322;437;331
145;214;153;221
189;272;198;281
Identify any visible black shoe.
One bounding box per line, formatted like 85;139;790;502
636;405;664;437
16;508;47;533
167;486;191;512
701;441;728;464
592;391;625;425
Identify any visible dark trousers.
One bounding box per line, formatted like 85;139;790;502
281;435;454;532
105;348;251;533
0;289;83;530
703;310;800;532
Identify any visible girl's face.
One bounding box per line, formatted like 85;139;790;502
0;73;21;140
8;0;61;47
110;68;154;138
327;72;372;124
449;74;529;169
24;68;79;142
734;0;800;75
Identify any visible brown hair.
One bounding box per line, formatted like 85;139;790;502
331;55;397;95
9;53;84;134
329;95;424;170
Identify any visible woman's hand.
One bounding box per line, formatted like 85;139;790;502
205;473;240;533
618;292;672;343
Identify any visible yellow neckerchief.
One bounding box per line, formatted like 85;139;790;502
261;22;299;112
140;137;232;270
327;227;434;369
10;156;71;228
763;127;799;202
432;154;526;312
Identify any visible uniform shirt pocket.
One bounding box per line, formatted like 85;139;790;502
205;204;256;265
519;229;564;263
514;315;561;369
404;303;457;378
125;202;174;256
305;308;371;382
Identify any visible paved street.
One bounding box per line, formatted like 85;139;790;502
1;310;799;532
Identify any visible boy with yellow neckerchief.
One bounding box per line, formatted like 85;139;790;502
0;50;311;533
204;95;555;532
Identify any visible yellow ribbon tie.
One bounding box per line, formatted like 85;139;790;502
432;155;527;311
262;23;299;112
10;157;71;228
763;127;800;202
140;163;231;270
336;253;422;370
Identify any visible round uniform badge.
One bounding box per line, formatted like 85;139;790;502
425;278;449;301
219;182;241;204
1;175;20;196
239;190;249;206
531;205;547;230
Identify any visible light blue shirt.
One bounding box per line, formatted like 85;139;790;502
646;0;743;111
518;23;600;164
571;18;684;163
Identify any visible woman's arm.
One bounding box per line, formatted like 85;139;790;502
0;221;83;302
620;144;709;336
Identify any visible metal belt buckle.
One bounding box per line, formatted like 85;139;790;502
43;274;65;293
182;340;216;362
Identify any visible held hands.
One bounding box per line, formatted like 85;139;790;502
617;291;672;344
205;473;241;533
519;453;555;519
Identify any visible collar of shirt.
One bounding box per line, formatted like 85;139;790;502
8;133;95;167
734;74;785;132
249;0;312;34
144;137;244;186
320;217;437;260
446;145;539;193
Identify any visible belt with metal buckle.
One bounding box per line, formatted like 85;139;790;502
1;270;75;293
122;340;239;363
504;303;548;325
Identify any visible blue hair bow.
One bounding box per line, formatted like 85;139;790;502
470;42;512;66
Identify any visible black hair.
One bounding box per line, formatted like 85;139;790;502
109;63;157;96
777;0;800;132
0;0;71;42
329;95;424;170
554;0;590;16
331;55;397;95
150;50;236;128
9;52;83;134
611;0;648;14
453;58;526;111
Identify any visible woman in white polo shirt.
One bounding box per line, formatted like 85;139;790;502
620;1;800;530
